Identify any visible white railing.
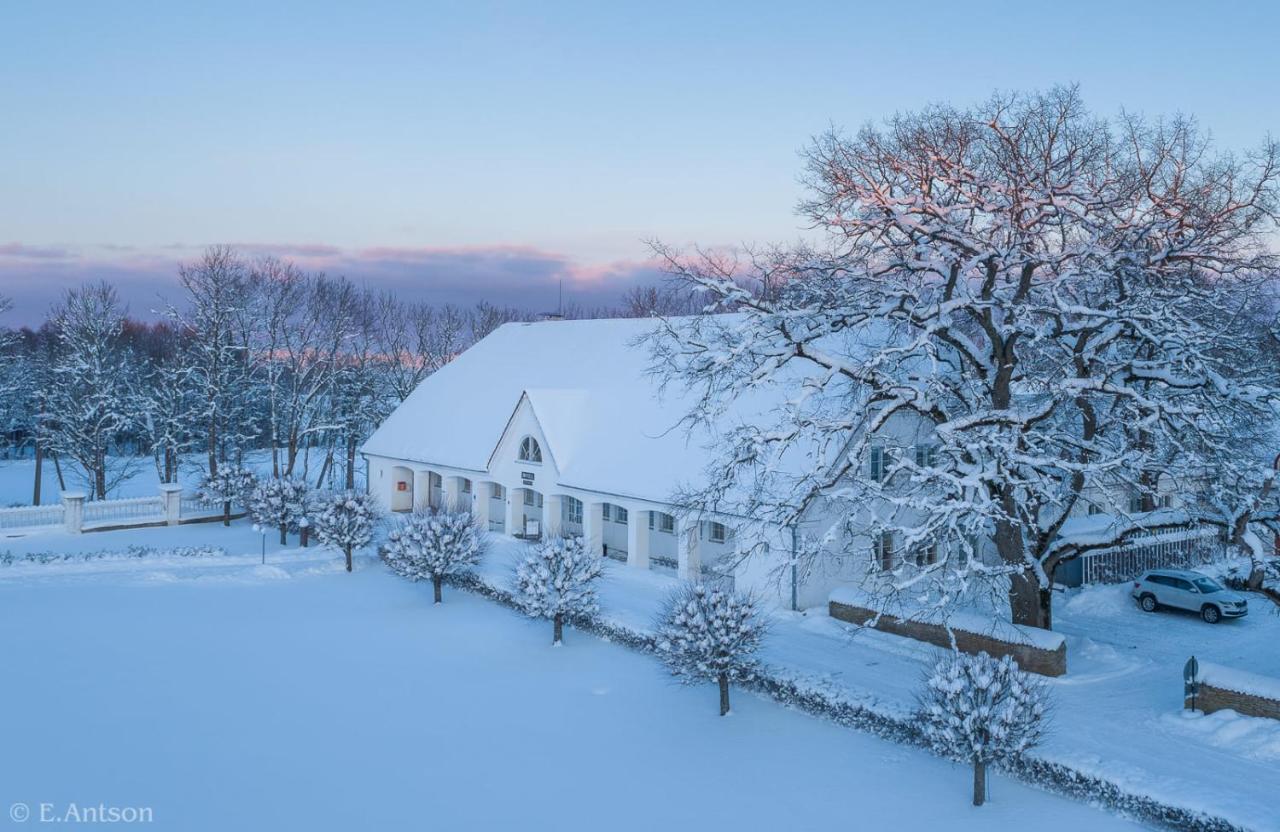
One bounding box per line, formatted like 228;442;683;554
83;496;165;527
1080;524;1220;584
180;496;232;519
0;503;65;531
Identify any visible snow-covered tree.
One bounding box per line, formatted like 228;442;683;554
44;282;144;499
648;87;1280;630
197;464;258;527
655;584;766;716
313;490;380;572
918;652;1048;806
249;477;311;544
142;356;199;484
171;246;258;478
381;508;487;603
513;535;603;645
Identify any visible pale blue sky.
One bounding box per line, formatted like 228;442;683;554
1;1;1277;321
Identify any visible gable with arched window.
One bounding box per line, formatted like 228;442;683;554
518;436;542;464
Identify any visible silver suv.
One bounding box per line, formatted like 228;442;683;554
1131;569;1248;624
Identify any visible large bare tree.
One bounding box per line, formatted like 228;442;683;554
649;88;1279;629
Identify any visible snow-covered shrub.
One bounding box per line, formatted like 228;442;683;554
513;535;603;644
313;490;380;572
249;476;310;544
918;651;1048;806
656;583;766;716
0;545;225;567
197;465;258;526
381;508;486;603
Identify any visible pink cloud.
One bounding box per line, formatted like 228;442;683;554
0;241;671;325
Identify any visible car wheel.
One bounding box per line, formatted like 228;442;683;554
1201;605;1221;624
1139;594;1158;613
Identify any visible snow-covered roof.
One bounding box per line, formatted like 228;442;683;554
361;316;774;505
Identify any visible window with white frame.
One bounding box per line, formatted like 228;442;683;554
565;497;583;525
653;512;675;534
1128;490;1145;513
602;504;612;522
518;436;542;464
461;478;472;494
914;444;937;468
523;489;535;507
873;532;895;571
614;506;628;524
868;445;893;482
707;521;726;543
491;483;505;499
429;471;442;488
912;540;938;567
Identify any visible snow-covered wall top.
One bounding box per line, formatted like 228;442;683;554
1196;661;1280;702
829;586;1067;651
362;316;807;506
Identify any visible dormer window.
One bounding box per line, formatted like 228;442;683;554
518;436;542;464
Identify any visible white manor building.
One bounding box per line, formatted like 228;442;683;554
360;316;830;606
361;316;1192;608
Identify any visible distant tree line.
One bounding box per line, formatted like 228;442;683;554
0;245;701;503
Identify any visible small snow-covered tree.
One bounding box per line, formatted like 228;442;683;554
513;535;603;645
249;477;310;544
656;584;766;716
381;508;486;603
314;490;380;572
918;652;1047;807
197;465;258;527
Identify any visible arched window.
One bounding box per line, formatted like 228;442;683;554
518;436;542;463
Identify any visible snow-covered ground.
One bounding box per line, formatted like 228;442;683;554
466;540;1279;832
0;523;1147;832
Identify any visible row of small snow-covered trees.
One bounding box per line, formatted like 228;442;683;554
648;86;1280;625
379;507;770;716
198;464;378;571
381;506;1047;803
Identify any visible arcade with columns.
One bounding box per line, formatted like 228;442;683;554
372;455;730;583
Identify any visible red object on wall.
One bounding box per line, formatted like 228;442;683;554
397;481;408;492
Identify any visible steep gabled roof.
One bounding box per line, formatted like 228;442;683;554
360;315;871;505
361;317;725;502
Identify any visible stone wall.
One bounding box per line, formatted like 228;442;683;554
1189;684;1280;720
828;599;1067;677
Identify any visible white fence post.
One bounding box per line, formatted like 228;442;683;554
160;484;183;525
62;492;85;534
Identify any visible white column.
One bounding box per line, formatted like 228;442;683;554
159;483;183;525
62;492;85;534
505;488;521;536
583;501;604;556
543;494;563;537
443;476;461;511
677;518;702;581
472;481;491;530
627;506;650;569
413;470;431;511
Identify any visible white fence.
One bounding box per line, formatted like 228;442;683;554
1079;525;1221;585
0;503;65;532
0;487;242;535
83;496;165;528
180;496;227;519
